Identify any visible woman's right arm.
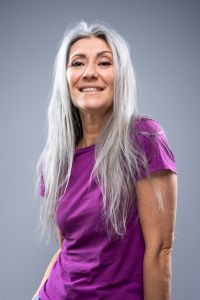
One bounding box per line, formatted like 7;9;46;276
32;228;64;299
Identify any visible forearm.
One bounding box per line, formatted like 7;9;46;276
32;248;61;299
143;249;172;300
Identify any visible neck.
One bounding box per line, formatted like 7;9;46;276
78;107;112;148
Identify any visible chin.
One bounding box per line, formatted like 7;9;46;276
79;103;112;114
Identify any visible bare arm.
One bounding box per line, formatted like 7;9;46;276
135;170;178;300
32;227;64;299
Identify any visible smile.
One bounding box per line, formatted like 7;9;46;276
79;87;105;93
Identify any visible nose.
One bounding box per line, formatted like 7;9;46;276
82;63;98;80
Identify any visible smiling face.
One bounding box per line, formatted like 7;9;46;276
66;36;114;115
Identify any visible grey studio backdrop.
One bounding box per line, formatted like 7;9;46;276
0;0;199;299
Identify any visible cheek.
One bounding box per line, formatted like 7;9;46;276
108;77;114;93
66;72;79;91
105;71;114;89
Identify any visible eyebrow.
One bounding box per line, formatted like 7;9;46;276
69;50;113;60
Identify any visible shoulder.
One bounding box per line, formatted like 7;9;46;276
132;114;164;135
131;115;177;179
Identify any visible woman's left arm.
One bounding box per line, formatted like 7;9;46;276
135;169;178;300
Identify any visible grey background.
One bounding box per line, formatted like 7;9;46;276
0;0;199;299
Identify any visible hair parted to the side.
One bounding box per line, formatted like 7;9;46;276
34;20;156;245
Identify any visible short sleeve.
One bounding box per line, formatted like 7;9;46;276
133;116;178;181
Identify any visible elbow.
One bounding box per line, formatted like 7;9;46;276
158;245;173;281
158;243;173;267
144;244;173;282
159;238;174;259
144;241;174;267
159;243;173;257
145;238;174;256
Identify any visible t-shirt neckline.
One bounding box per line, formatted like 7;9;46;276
75;144;95;154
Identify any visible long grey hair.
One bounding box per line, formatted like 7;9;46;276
35;21;153;244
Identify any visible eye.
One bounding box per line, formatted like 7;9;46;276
70;61;84;67
99;61;112;66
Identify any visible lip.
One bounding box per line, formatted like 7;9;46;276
78;85;105;92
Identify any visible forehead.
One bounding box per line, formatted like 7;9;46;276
68;36;112;58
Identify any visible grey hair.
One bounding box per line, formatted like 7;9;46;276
35;20;156;244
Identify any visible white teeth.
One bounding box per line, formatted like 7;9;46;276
81;87;103;92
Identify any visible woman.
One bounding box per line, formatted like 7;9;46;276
32;21;178;300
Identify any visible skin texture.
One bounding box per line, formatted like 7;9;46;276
66;36;114;148
136;170;178;300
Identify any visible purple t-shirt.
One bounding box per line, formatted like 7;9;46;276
38;116;177;300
